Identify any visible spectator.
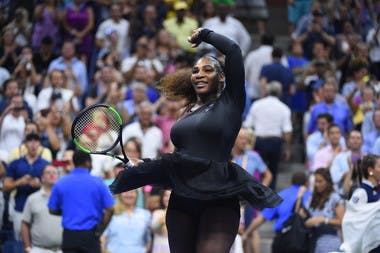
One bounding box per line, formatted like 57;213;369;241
244;81;292;189
129;4;163;50
305;168;344;253
3;133;50;241
295;9;335;60
5;7;32;48
307;80;353;135
287;0;313;33
21;165;62;253
48;41;88;97
102;190;152;253
347;84;376;130
48;149;115;253
36;103;71;160
244;34;275;100
31;0;61;51
0;28;20;72
96;3;130;57
12;46;41;113
122;101;163;159
242;171;311;252
0;65;10;89
341;57;370;98
232;127;272;253
367;13;380;80
201;1;251;56
151;190;171;253
311;124;344;171
125;68;161;103
306;113;345;169
163;1;198;53
0;158;5;232
121;36;163;83
154;97;180;153
259;47;295;105
37;69;75;113
362;108;380;153
123;81;149;122
0;94;28;154
86;65;122;107
32;36;59;77
62;0;94;63
8;121;52;163
330;130;364;192
0;79;33;117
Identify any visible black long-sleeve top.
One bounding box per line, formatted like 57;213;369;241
170;30;246;162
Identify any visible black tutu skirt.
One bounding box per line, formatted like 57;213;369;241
109;152;282;209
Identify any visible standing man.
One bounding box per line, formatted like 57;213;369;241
3;133;50;241
22;165;62;253
244;81;293;189
48;149;114;253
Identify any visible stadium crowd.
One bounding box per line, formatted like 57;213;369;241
0;0;380;252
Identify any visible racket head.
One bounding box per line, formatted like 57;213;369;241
71;104;123;155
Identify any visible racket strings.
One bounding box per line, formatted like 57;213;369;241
73;106;121;152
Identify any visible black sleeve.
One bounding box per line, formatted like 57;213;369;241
200;29;246;110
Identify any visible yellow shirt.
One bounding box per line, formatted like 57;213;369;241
8;144;53;163
163;16;198;52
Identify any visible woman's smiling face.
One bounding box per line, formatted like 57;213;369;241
191;57;223;97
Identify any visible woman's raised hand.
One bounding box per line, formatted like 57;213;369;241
187;28;204;48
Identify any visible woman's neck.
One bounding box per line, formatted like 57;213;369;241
197;93;217;105
367;177;379;186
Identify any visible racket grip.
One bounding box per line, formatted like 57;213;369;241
125;161;134;169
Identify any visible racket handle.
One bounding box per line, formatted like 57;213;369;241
125;161;134;169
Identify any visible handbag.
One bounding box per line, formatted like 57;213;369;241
272;193;311;253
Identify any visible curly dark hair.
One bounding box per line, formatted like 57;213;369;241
310;168;334;209
157;68;196;106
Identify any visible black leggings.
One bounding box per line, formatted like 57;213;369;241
166;193;240;253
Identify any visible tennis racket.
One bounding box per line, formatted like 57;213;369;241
71;104;129;164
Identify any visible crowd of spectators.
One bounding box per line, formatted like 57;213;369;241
0;0;380;252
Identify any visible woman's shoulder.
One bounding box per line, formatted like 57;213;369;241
329;191;344;205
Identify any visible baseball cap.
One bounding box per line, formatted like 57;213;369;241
174;1;188;10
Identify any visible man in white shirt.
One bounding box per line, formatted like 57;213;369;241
122;101;163;159
36;69;74;112
244;81;292;189
95;3;130;55
121;36;163;83
201;2;251;56
0;94;27;156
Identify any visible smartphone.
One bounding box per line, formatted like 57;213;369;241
52;160;69;167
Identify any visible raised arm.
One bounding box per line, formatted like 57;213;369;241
189;29;246;109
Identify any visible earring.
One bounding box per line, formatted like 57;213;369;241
370;172;374;176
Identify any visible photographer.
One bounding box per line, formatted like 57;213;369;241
295;9;335;60
12;46;41;113
0;94;28;156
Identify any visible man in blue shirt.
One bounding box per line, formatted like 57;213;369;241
241;171;311;251
307;81;353;135
48;149;114;253
3;133;50;241
362;108;380;153
259;48;295;106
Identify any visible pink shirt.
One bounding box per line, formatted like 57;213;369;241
311;145;343;172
